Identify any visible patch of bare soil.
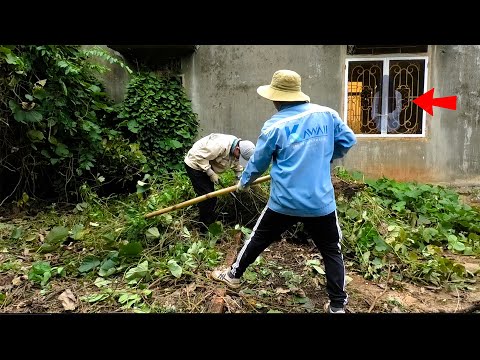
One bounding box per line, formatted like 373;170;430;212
213;238;480;314
1;235;479;314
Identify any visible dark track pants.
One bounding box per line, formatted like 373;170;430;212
184;163;216;227
230;207;348;308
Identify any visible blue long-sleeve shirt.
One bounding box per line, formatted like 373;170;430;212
241;102;357;217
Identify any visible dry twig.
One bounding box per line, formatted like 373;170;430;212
368;266;391;313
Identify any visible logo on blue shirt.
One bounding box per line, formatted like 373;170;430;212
285;124;328;143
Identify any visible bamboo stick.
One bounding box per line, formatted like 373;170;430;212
144;175;271;219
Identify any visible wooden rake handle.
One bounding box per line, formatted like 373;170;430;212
144;175;271;219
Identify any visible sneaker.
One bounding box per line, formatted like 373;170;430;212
211;269;241;289
324;302;346;313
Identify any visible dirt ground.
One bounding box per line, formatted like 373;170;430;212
230;238;480;314
1;179;479;314
2;235;479;314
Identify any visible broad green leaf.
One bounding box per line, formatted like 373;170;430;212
41;272;52;287
100;258;116;271
101;233;115;243
44;226;68;244
55;143;70;157
119;241;143;257
13;109;27;122
78;256;101;273
345;208;360;219
392;201;406;212
168;139;182;149
161;214;173;224
94;277;112;288
125;261;149;280
5;52;20;65
145;227;160;240
11;227;23;240
80;293;110;303
98;257;117;277
293;296;309;304
88;84;101;93
447;234;458;243
167;259;182;278
30;261;51;275
98;267;116;277
55;267;65;276
48;135;58;145
127;120;139;133
243;270;257;281
208;221;222;236
417;214;431;226
27;129;44;142
32;87;46;100
8;99;19;112
38;243;58;253
374;238;388;252
23;110;43;123
312;265;325;275
70;224;85;240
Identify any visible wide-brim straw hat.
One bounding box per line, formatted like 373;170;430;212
257;69;310;102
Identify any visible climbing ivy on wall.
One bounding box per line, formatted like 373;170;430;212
116;72;198;175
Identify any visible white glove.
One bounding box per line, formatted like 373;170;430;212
209;172;219;184
236;180;247;192
206;168;219;184
235;171;242;180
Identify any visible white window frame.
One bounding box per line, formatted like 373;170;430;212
344;55;429;138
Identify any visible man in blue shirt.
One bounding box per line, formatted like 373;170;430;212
211;69;357;313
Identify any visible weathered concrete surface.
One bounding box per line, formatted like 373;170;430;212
83;45;130;104
183;45;480;185
427;45;480;183
343;45;480;185
182;45;343;142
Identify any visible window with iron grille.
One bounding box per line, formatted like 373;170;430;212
344;55;428;137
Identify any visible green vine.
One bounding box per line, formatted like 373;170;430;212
117;71;198;175
335;168;480;287
0;45;143;204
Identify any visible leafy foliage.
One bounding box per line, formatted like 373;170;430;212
335;168;480;287
0;45;145;203
116;71;199;174
1;167;479;312
28;261;65;287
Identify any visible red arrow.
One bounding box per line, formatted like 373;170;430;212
412;88;457;116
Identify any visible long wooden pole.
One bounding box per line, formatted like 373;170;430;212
144;175;271;219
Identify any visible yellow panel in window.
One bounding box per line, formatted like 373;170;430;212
347;82;362;133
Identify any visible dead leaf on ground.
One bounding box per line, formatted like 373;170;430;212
185;282;196;293
58;289;77;311
12;276;24;286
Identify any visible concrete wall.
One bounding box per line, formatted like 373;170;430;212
84;45;130;104
182;45;480;185
182;45;344;142
343;45;480;185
